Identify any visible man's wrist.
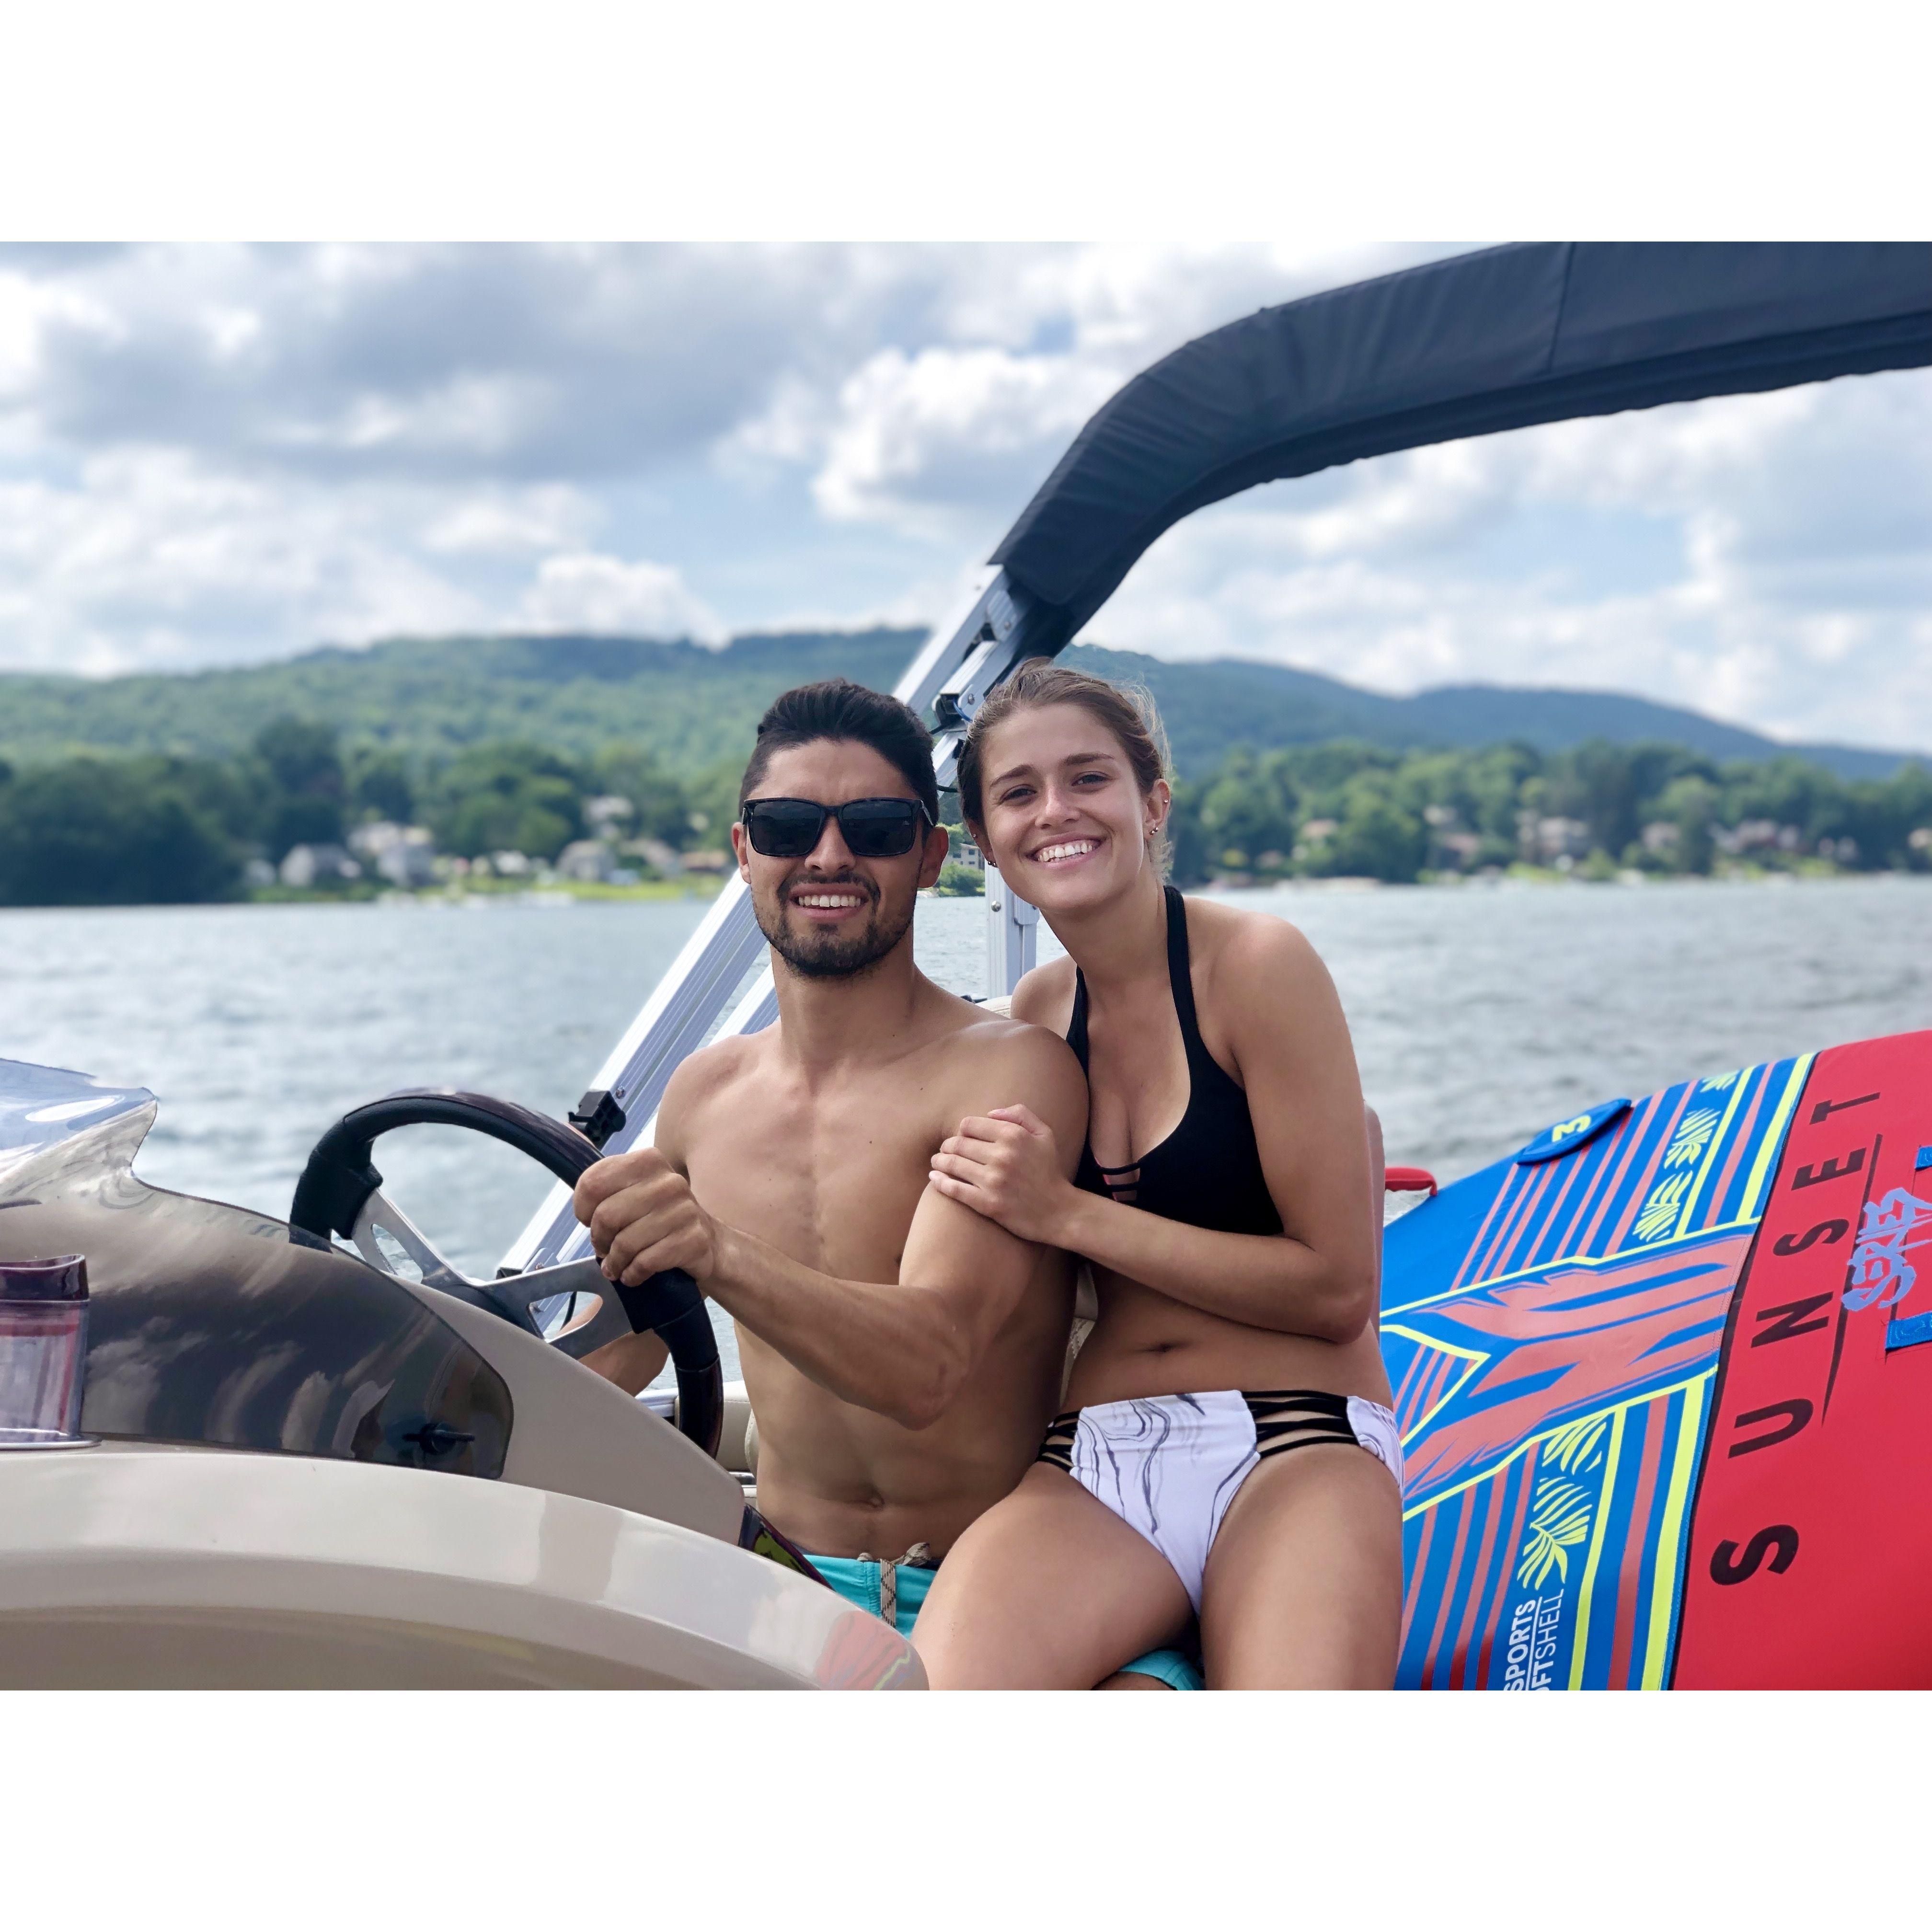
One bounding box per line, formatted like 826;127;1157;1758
704;1219;760;1306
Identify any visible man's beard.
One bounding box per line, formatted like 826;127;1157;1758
756;875;914;980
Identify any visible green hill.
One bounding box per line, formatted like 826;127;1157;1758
0;629;1917;782
0;631;922;781
1071;649;1917;782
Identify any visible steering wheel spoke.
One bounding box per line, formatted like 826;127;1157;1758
348;1188;471;1292
488;1257;636;1359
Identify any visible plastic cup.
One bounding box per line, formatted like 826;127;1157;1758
0;1254;91;1447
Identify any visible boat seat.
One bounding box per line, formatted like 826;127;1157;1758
647;1381;758;1476
721;1385;757;1475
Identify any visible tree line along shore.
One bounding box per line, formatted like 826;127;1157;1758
1;716;1929;908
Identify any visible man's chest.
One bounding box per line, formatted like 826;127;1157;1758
686;1077;943;1279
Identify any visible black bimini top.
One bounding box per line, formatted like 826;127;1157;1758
991;242;1932;646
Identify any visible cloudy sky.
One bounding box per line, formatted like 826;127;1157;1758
0;241;1926;749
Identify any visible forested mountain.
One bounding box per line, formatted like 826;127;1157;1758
5;631;1929;906
1070;649;1914;782
0;628;1915;782
0;632;921;779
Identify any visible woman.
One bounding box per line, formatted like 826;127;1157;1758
913;663;1402;1689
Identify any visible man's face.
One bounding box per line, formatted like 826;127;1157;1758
733;739;948;980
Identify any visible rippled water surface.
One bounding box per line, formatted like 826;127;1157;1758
5;879;1928;1374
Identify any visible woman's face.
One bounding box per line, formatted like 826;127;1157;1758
971;702;1169;916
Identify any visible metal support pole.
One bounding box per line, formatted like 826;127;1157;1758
984;868;1039;1000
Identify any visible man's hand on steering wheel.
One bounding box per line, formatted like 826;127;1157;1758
287;1087;726;1459
575;1148;721;1288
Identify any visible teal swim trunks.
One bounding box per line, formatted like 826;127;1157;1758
1114;1645;1204;1691
811;1553;1203;1690
812;1554;936;1639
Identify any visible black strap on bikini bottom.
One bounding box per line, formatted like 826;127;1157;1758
1038;1391;1361;1472
1038;1410;1079;1472
1242;1388;1360;1458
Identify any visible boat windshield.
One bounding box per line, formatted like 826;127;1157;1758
0;1099;511;1477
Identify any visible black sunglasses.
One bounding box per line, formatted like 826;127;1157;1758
742;795;934;860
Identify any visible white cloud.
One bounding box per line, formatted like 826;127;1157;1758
1092;365;1932;747
420;484;598;555
808;345;1116;537
0;452;488;674
0;242;1924;751
513;552;725;644
778;243;1459;538
0;267;119;401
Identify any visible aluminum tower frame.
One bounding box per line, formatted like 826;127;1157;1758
501;567;1064;1274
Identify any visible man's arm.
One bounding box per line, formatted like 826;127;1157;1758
575;1026;1087;1430
580;1302;670;1395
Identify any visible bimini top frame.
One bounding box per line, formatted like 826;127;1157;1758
504;240;1932;1274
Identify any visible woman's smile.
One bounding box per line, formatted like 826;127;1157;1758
1028;836;1104;868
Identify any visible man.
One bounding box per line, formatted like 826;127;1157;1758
580;679;1208;1688
575;678;1105;1649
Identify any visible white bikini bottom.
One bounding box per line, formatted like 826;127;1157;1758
1039;1388;1403;1613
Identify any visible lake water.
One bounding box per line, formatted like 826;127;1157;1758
5;878;1928;1378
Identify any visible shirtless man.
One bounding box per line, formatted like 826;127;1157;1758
572;678;1095;1643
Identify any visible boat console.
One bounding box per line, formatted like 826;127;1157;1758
0;1059;920;1689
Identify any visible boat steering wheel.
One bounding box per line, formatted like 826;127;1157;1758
288;1089;723;1460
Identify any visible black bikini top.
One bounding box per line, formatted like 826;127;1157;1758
1066;886;1283;1237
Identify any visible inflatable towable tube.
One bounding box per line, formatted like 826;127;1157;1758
1382;1028;1932;1690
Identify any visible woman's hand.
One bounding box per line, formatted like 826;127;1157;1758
928;1104;1074;1245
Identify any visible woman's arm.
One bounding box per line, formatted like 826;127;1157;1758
577;1027;1087;1428
930;916;1377;1345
